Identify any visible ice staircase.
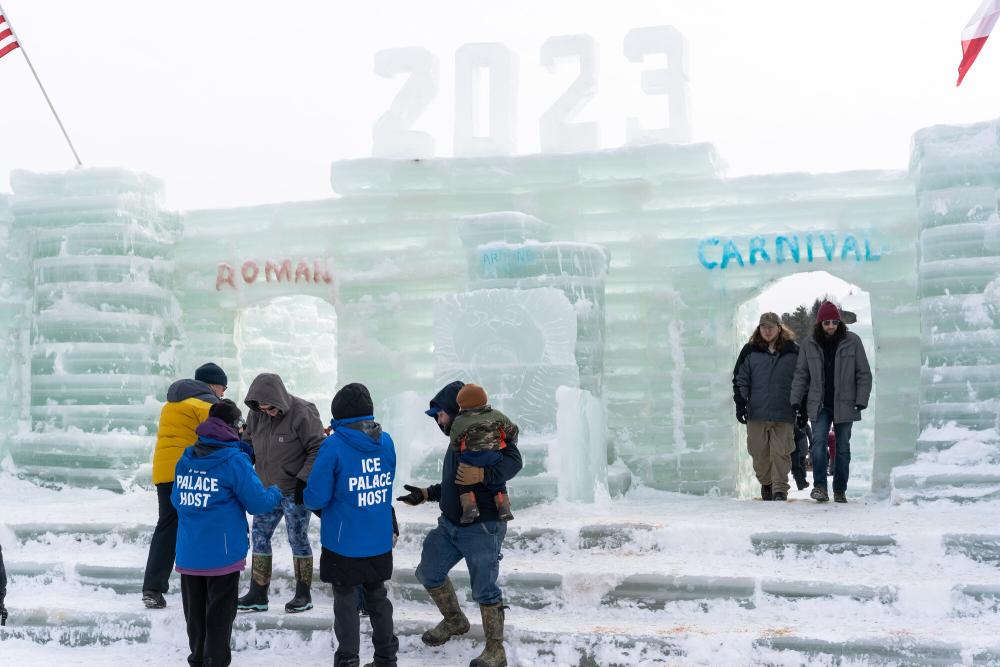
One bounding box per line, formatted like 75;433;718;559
3;477;1000;666
889;426;1000;503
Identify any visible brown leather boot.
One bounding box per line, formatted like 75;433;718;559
470;603;507;667
421;578;470;646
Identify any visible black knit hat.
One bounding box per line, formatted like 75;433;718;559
331;383;374;420
195;362;228;387
209;399;241;426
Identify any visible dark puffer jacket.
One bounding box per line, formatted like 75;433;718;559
733;339;800;423
244;373;325;494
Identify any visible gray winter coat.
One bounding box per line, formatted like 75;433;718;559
244;373;325;494
790;331;873;424
734;340;799;423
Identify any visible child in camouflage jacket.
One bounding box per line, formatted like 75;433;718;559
450;384;517;524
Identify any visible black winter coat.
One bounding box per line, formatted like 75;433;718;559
733;339;800;423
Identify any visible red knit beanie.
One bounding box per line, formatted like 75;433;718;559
816;301;841;323
456;384;488;411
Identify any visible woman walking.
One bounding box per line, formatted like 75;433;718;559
733;312;800;501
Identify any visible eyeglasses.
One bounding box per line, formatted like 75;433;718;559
233;417;246;431
822;319;841;326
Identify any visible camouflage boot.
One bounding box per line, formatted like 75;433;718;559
285;556;314;613
420;578;470;646
470;603;507;667
237;554;271;612
494;492;514;522
459;492;480;524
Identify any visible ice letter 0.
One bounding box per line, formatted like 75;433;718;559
454;43;519;157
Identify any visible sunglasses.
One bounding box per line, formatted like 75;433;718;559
822;319;841;326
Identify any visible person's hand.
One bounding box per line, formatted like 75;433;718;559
0;604;7;626
855;404;866;412
794;407;808;429
456;463;484;486
736;406;748;424
396;484;427;506
294;478;306;506
392;532;398;548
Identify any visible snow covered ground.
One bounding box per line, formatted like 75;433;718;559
2;471;1000;666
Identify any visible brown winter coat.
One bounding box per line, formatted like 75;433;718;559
243;373;325;494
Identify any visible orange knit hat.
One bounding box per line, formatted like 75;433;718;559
456;384;488;411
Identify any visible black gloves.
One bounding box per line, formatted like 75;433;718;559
794;406;808;429
294;478;306;506
855;404;866;412
0;604;6;626
736;406;748;424
396;484;427;506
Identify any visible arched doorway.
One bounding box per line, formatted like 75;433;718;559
734;271;876;499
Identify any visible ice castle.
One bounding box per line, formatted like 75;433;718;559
1;116;999;505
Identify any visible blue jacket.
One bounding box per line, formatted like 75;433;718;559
304;416;396;558
172;418;282;570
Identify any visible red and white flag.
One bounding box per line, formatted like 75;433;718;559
0;12;20;60
958;0;1000;85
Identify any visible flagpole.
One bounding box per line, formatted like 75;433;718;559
0;2;82;166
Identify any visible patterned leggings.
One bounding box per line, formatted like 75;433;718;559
251;494;313;557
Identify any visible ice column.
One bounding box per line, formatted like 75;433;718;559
555;386;608;502
9;169;181;490
0;194;30;460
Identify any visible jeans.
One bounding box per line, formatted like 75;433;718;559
333;582;397;667
142;482;177;593
181;571;240;666
810;407;853;492
415;515;506;606
250;494;312;557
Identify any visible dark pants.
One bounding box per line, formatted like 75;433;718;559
333;581;397;667
790;424;809;485
142;482;177;593
181;571;240;666
811;407;853;492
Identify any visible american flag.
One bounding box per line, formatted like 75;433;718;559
0;12;20;60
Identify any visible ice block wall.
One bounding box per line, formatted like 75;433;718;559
326;147;920;493
912;120;1000;432
7;169;181;489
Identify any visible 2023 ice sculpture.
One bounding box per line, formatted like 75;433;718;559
1;31;998;503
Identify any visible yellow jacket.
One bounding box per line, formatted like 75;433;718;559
151;379;220;484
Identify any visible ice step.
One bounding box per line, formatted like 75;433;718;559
757;636;964;667
3;603;996;667
750;531;897;557
7;558;905;611
943;534;1000;566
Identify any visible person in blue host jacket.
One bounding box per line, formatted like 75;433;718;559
172;399;281;667
305;383;398;667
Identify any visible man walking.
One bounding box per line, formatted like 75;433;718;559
396;380;522;667
238;373;325;613
141;362;227;609
791;301;873;503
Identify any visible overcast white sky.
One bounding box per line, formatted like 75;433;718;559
1;1;999;210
